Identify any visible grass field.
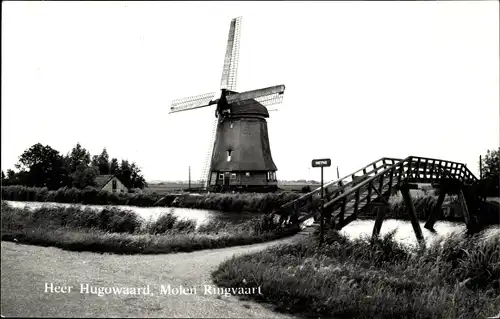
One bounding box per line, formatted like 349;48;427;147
146;182;320;194
213;227;500;318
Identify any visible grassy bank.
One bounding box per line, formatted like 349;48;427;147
167;191;301;212
1;185;301;213
1;201;299;254
1;185;162;206
213;227;500;319
3;185;496;225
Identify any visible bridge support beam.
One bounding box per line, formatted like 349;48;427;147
371;203;388;240
424;190;446;231
457;189;471;225
324;206;334;229
400;186;425;246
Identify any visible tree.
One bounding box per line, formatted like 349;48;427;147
481;148;499;180
14;143;67;189
129;162;147;189
71;164;98;189
1;170;5;185
117;160;133;188
91;155;99;168
110;158;119;175
68;143;91;172
480;148;500;197
5;169;17;185
60;155;73;187
6;169;16;180
115;160;147;189
97;148;110;175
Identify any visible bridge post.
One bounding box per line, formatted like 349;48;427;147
400;185;425;246
424;189;446;231
457;188;471;225
319;166;325;245
337;199;346;230
371;203;388;240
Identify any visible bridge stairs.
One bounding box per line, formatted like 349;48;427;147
273;156;482;244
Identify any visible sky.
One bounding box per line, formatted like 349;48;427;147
2;1;499;183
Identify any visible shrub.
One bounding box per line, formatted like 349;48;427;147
147;213;178;234
1;185;302;213
173;219;197;233
2;185;161;207
301;185;311;193
1;200;301;254
1;201;141;234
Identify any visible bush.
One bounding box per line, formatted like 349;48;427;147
1;201;142;234
169;192;301;213
1;201;300;254
147;213;178;234
2;185;161;207
1;185;301;213
173;219;197;233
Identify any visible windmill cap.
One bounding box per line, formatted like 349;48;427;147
230;99;269;117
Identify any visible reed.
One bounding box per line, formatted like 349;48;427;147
0;201;299;254
1;185;301;213
212;227;500;318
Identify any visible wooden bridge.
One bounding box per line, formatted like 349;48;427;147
272;156;484;244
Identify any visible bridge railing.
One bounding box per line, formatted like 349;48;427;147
296;156;479;227
298;160;407;224
271;157;402;217
404;156;478;185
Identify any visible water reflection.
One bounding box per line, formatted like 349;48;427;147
5;201;499;246
4;201;261;226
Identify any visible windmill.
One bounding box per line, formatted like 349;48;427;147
169;17;286;192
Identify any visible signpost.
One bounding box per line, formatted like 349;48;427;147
311;158;331;245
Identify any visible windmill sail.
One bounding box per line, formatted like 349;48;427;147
200;116;219;188
199;17;241;188
226;85;285;105
169;92;217;114
169;16;285;191
220;17;242;91
254;92;285;107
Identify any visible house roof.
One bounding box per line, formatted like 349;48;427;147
95;175;115;189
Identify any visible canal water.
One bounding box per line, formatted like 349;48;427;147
4;200;261;226
5;200;499;247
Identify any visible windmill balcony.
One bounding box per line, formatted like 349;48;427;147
209;170;278;192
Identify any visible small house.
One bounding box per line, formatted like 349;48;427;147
95;175;128;193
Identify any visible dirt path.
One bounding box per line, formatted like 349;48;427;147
1;231;312;318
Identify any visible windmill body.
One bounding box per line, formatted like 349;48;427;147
209;98;278;192
169;17;285;192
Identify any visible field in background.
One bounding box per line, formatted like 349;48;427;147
146;181;320;194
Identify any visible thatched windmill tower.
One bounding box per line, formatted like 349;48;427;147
169;17;285;192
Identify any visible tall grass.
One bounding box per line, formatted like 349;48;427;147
169;192;301;212
1;201;143;234
356;192;464;222
1;201;299;254
213;227;500;318
1;185;162;207
1;185;301;213
386;193;440;220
